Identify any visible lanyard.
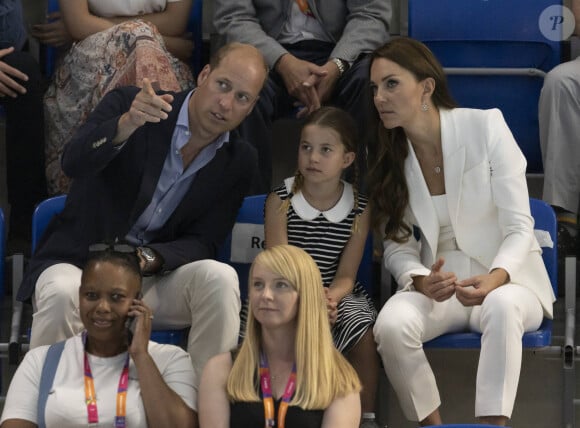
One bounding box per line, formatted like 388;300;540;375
259;352;297;428
82;332;130;427
295;0;314;17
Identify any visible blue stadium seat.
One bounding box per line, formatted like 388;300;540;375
44;0;59;77
408;0;563;174
424;198;557;349
217;194;375;300
30;194;65;251
30;195;186;346
217;194;267;299
188;0;204;76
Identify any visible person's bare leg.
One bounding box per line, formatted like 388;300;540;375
347;329;380;416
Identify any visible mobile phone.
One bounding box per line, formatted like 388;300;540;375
125;292;143;345
125;316;136;345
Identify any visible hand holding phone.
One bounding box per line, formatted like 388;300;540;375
126;293;155;356
125;316;136;345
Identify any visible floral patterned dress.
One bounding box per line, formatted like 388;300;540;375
44;19;194;194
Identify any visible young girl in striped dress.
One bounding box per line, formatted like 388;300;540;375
264;106;381;428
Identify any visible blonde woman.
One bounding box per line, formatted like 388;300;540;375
199;245;361;427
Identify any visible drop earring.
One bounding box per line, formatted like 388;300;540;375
421;103;429;111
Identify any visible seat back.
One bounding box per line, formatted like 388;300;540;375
217;195;267;299
32;195;66;252
44;0;59;77
187;0;204;76
217;194;375;300
408;0;563;173
530;198;558;294
31;195;185;345
424;198;557;349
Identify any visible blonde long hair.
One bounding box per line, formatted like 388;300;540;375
226;245;361;408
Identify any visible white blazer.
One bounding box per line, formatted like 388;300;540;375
383;108;555;318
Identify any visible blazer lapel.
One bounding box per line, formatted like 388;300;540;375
178;146;229;212
440;109;466;230
405;139;439;259
405;109;467;260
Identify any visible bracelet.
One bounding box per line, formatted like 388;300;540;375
330;58;348;77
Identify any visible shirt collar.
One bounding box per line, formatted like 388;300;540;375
284;177;354;222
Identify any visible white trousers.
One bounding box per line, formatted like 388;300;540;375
539;56;580;214
31;260;241;385
373;284;543;421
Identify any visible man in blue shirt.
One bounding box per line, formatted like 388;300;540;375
19;42;269;389
0;0;47;254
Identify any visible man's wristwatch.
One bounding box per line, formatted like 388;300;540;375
330;58;349;77
138;246;158;274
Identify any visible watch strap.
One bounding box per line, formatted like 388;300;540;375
330;58;348;77
138;247;157;275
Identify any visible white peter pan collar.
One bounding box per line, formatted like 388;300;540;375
284;177;354;222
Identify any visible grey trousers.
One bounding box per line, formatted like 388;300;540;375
539;56;580;214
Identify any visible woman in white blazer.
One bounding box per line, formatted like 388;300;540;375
367;38;555;426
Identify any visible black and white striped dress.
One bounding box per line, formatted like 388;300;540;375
276;177;376;353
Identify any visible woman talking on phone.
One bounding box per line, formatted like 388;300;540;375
0;247;197;428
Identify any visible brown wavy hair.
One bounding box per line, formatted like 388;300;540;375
367;37;456;242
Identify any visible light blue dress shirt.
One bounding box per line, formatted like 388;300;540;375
0;0;27;51
125;90;229;245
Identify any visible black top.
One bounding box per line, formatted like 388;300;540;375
230;399;324;427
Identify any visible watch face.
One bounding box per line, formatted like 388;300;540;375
141;248;155;261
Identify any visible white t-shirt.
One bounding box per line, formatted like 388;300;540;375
88;0;181;18
0;335;197;427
